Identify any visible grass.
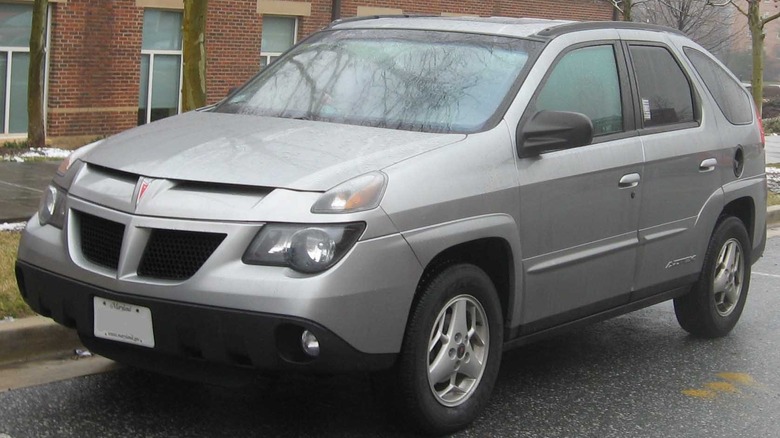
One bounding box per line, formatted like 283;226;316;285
770;192;780;206
1;139;29;150
0;232;33;319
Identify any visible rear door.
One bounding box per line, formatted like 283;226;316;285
625;41;725;296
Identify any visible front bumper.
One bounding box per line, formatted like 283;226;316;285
16;261;397;378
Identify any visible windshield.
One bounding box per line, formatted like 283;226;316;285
215;29;541;133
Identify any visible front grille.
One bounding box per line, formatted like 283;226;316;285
138;230;226;280
79;213;125;270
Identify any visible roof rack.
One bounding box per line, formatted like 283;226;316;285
536;21;685;38
328;14;439;29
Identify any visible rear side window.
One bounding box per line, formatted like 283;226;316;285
684;47;753;125
629;45;695;128
535;45;623;136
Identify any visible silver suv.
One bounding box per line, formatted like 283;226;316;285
16;17;766;434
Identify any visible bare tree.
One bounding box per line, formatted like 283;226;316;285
610;0;645;21
182;0;207;111
709;0;780;113
635;0;738;54
27;0;47;148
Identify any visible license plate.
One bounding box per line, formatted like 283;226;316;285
93;297;155;348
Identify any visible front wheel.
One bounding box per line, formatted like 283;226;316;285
396;264;503;435
674;216;751;338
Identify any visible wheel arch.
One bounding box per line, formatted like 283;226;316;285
401;214;522;334
720;196;755;244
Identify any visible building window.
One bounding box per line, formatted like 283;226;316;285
260;16;297;67
138;9;182;125
0;3;33;135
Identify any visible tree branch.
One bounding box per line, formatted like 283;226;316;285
707;0;748;17
763;10;780;25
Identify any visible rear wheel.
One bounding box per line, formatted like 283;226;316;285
396;264;503;435
674;216;751;338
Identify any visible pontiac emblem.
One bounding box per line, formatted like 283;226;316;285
135;177;153;207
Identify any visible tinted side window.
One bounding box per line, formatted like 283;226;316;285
536;45;623;136
684;47;753;125
629;45;694;128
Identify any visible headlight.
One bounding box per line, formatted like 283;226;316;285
311;172;387;214
38;184;67;228
242;223;365;273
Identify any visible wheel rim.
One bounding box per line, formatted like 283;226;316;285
712;238;745;317
427;294;489;407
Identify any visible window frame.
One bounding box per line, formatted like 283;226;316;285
682;46;753;126
520;40;637;150
138;8;183;126
0;3;50;137
624;41;701;136
259;15;298;67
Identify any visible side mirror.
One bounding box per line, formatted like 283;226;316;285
517;110;594;158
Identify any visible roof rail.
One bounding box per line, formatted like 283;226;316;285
536;21;686;38
328;14;440;29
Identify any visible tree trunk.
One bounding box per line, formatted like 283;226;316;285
27;0;48;148
748;1;764;114
182;0;207;112
624;0;632;22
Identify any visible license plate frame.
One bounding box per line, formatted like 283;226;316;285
93;297;155;348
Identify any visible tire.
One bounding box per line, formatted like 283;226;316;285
396;264;503;435
674;216;751;338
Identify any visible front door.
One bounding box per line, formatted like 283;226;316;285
515;43;643;332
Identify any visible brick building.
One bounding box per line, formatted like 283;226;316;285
0;0;614;145
725;1;780;83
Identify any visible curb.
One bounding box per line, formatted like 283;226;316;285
0;316;82;366
1;207;779;366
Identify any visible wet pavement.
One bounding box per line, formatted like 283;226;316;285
0;162;59;222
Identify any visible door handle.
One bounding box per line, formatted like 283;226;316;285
619;173;641;188
699;158;717;172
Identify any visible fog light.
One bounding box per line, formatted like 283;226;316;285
301;330;320;357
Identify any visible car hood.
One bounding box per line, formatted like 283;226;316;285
83;111;466;191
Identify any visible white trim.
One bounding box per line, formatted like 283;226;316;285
146;54;154;124
3;52;10;134
140;49;181;56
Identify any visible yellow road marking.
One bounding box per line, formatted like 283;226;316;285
705;381;738;393
716;373;755;386
682;372;757;399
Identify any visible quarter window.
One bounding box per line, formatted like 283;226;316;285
260;16;297;67
629;45;695;128
138;9;182;126
0;3;33;134
684;47;752;125
535;45;623;136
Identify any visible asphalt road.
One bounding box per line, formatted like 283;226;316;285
0;237;779;437
0;161;59;222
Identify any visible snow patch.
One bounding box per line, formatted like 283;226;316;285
0;222;26;232
18;148;71;159
2;147;70;162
